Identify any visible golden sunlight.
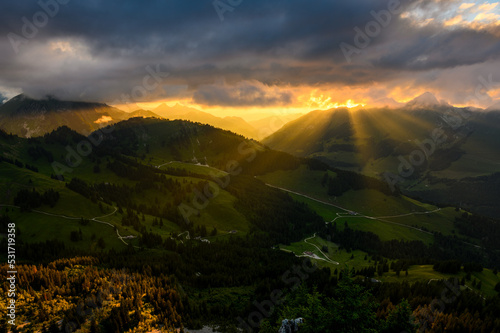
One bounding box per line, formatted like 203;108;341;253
299;90;366;110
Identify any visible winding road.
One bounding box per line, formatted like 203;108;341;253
303;233;339;265
264;182;438;236
264;183;349;212
0;204;135;245
265;183;485;253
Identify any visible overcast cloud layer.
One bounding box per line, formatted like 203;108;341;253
1;0;500;109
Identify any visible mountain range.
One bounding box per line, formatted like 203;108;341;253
263;93;500;217
1;109;500;332
0;94;128;137
1;92;499;218
151;103;260;138
0;94;299;140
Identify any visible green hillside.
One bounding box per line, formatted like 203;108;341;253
0;118;326;252
281;234;500;297
263;106;500;218
258;166;461;242
1;117;499;332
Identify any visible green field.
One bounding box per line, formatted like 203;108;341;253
4;208;126;251
288;192;434;243
288;193;344;221
281;234;500;297
157;161;228;177
0;144;253;254
380;264;500;297
182;183;251;235
279;234;373;271
259;167;463;243
257;165;336;198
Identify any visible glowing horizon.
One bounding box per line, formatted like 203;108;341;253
112;89;475;121
3;1;498;116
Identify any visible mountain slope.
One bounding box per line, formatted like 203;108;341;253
2;117;500;331
405;92;443;109
153;103;259;138
486;101;500;112
0;119;325;329
127;109;162;118
0;94;128;137
248;113;304;139
0;95;262;140
263;105;500;217
0;117;322;244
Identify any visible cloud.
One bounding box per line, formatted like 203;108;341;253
193;80;294;107
444;15;463;26
459;3;476;11
94;115;113;124
474;12;500;23
371;24;500;71
0;0;499;108
476;2;499;12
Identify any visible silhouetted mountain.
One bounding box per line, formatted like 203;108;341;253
486;101;500;112
405;92;442;109
128;109;162;118
152;103;259;138
264;105;500;218
0;94;127;137
0;96;261;139
248;113;303;139
373;97;404;108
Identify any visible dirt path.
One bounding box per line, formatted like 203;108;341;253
266;184;486;250
330;212;434;235
303;233;339;265
263;183;350;212
0;204;134;245
263;183;436;236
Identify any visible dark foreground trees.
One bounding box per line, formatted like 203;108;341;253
259;271;414;333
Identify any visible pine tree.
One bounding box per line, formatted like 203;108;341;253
90;318;99;333
383;299;415;333
0;318;8;333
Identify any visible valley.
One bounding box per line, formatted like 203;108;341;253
0;104;499;332
263;98;500;219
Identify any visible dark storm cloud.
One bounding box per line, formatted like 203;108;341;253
372;23;500;71
0;0;499;105
1;0;386;60
193;80;294;106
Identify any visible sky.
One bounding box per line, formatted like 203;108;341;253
1;0;500;117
